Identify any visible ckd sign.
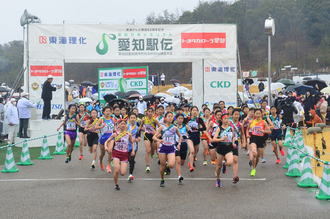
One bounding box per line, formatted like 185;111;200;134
127;79;146;89
210;81;231;88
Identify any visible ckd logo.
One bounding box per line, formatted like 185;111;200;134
130;81;144;87
210;81;231;88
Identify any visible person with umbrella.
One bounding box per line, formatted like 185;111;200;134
72;87;79;99
303;89;316;121
258;81;265;92
41;75;61;120
161;73;165;86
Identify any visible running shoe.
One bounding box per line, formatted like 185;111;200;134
166;167;171;175
250;169;256;177
91;163;95;169
99;162;105;171
276;158;281;164
65;158;69;163
115;184;120;190
79;155;83;160
233;176;239;184
193;162;195;167
194;157;197;161
207;150;209;155
261;158;266;163
158;160;160;165
107;165;112;173
216;179;221;187
111;160;114;167
146;166;151;172
150;154;153;158
128;174;134;182
203;161;207;166
178;175;184;183
280;148;285;156
211;161;216;165
189;167;194;172
69;154;71;161
156;154;158;158
249;160;252;168
160;179;165;187
188;162;191;168
272;147;274;153
222;161;227;174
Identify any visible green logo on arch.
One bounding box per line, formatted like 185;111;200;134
96;34;116;55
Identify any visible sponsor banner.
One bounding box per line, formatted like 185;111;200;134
98;66;148;103
29;62;65;117
30;65;63;77
123;68;147;78
251;70;258;77
29;24;237;62
204;59;237;106
243;71;249;77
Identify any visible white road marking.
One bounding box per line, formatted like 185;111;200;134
0;177;266;182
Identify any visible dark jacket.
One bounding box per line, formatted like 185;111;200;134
281;101;298;124
41;80;56;100
303;94;315;111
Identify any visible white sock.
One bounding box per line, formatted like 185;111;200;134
92;160;95;164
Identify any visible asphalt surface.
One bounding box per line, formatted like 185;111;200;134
0;141;329;219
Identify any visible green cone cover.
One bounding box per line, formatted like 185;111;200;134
38;137;53;160
53;133;66;155
297;134;305;158
17;141;34;166
74;131;80;147
2;146;19;173
298;156;318;187
316;162;330;200
286;149;302;177
284;139;295;169
283;127;292;147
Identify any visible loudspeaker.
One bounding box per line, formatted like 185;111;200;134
20;9;39;26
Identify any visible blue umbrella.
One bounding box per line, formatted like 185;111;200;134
294;85;316;95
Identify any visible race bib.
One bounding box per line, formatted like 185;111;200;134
163;136;175;146
252;126;264;136
67;122;75;130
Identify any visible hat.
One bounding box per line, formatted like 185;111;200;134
21;92;29;96
139;96;143;100
10;98;16;102
47;75;53;79
160;97;165;101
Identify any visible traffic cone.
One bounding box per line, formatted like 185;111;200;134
64;139;67;151
284;139;295;169
315;162;330;200
53;133;66;155
297;134;305;158
286;148;302;177
283;127;292;147
297;155;318;188
38;136;53;160
17;140;34;166
2;146;19;173
74;131;80;147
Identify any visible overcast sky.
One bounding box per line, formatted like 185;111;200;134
0;0;216;44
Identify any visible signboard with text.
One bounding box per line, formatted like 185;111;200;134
98;66;148;102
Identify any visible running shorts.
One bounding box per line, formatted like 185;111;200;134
216;143;233;156
112;150;129;162
158;144;176;155
189;132;200;146
79;127;87;135
99;133;112;146
232;140;239;156
65;130;77;140
144;133;154;143
270;129;283;141
250;135;265;148
175;142;188;160
87;132;99;147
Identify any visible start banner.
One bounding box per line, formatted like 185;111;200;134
28;24;237;62
98;66;148;102
29;61;65;118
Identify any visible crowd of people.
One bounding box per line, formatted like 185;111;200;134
53;86;328;191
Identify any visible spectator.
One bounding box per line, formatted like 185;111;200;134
303;89;315;122
157;97;168;113
286;91;296;103
0;97;4;141
72;87;79;99
80;85;84;98
258;81;265;92
86;86;92;98
65;89;69;102
82;87;87;97
281;98;298;127
160;73;165;86
41;75;60;120
306;109;323;126
275;92;285;109
136;96;147;114
17;92;38;138
6;98;19;144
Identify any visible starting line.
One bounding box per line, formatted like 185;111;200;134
0;177;266;182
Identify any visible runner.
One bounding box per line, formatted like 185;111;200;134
94;106;116;172
156;105;165;163
201;107;211;165
127;113;140;182
230;109;246;184
212;114;234;187
153;112;182;187
57;104;80;163
186;106;206;172
121;107;129;122
226;106;234;118
246;109;271;176
260;108;274;163
77;104;90;160
269;106;286;164
139;107;161;172
219;101;226;115
183;104;190;118
84;109;99;169
206;110;222;165
105;119;135;190
174;113;187;183
243;108;255;160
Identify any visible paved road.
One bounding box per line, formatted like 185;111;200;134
0;141;329;219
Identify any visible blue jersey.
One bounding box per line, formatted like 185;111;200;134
128;122;139;151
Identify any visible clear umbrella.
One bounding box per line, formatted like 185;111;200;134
79;97;93;103
167;86;189;95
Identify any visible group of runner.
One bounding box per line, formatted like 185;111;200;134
57;100;286;189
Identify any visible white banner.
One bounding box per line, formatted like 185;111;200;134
204;59;237;107
29;24;237;62
29;60;65;118
243;71;249;77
